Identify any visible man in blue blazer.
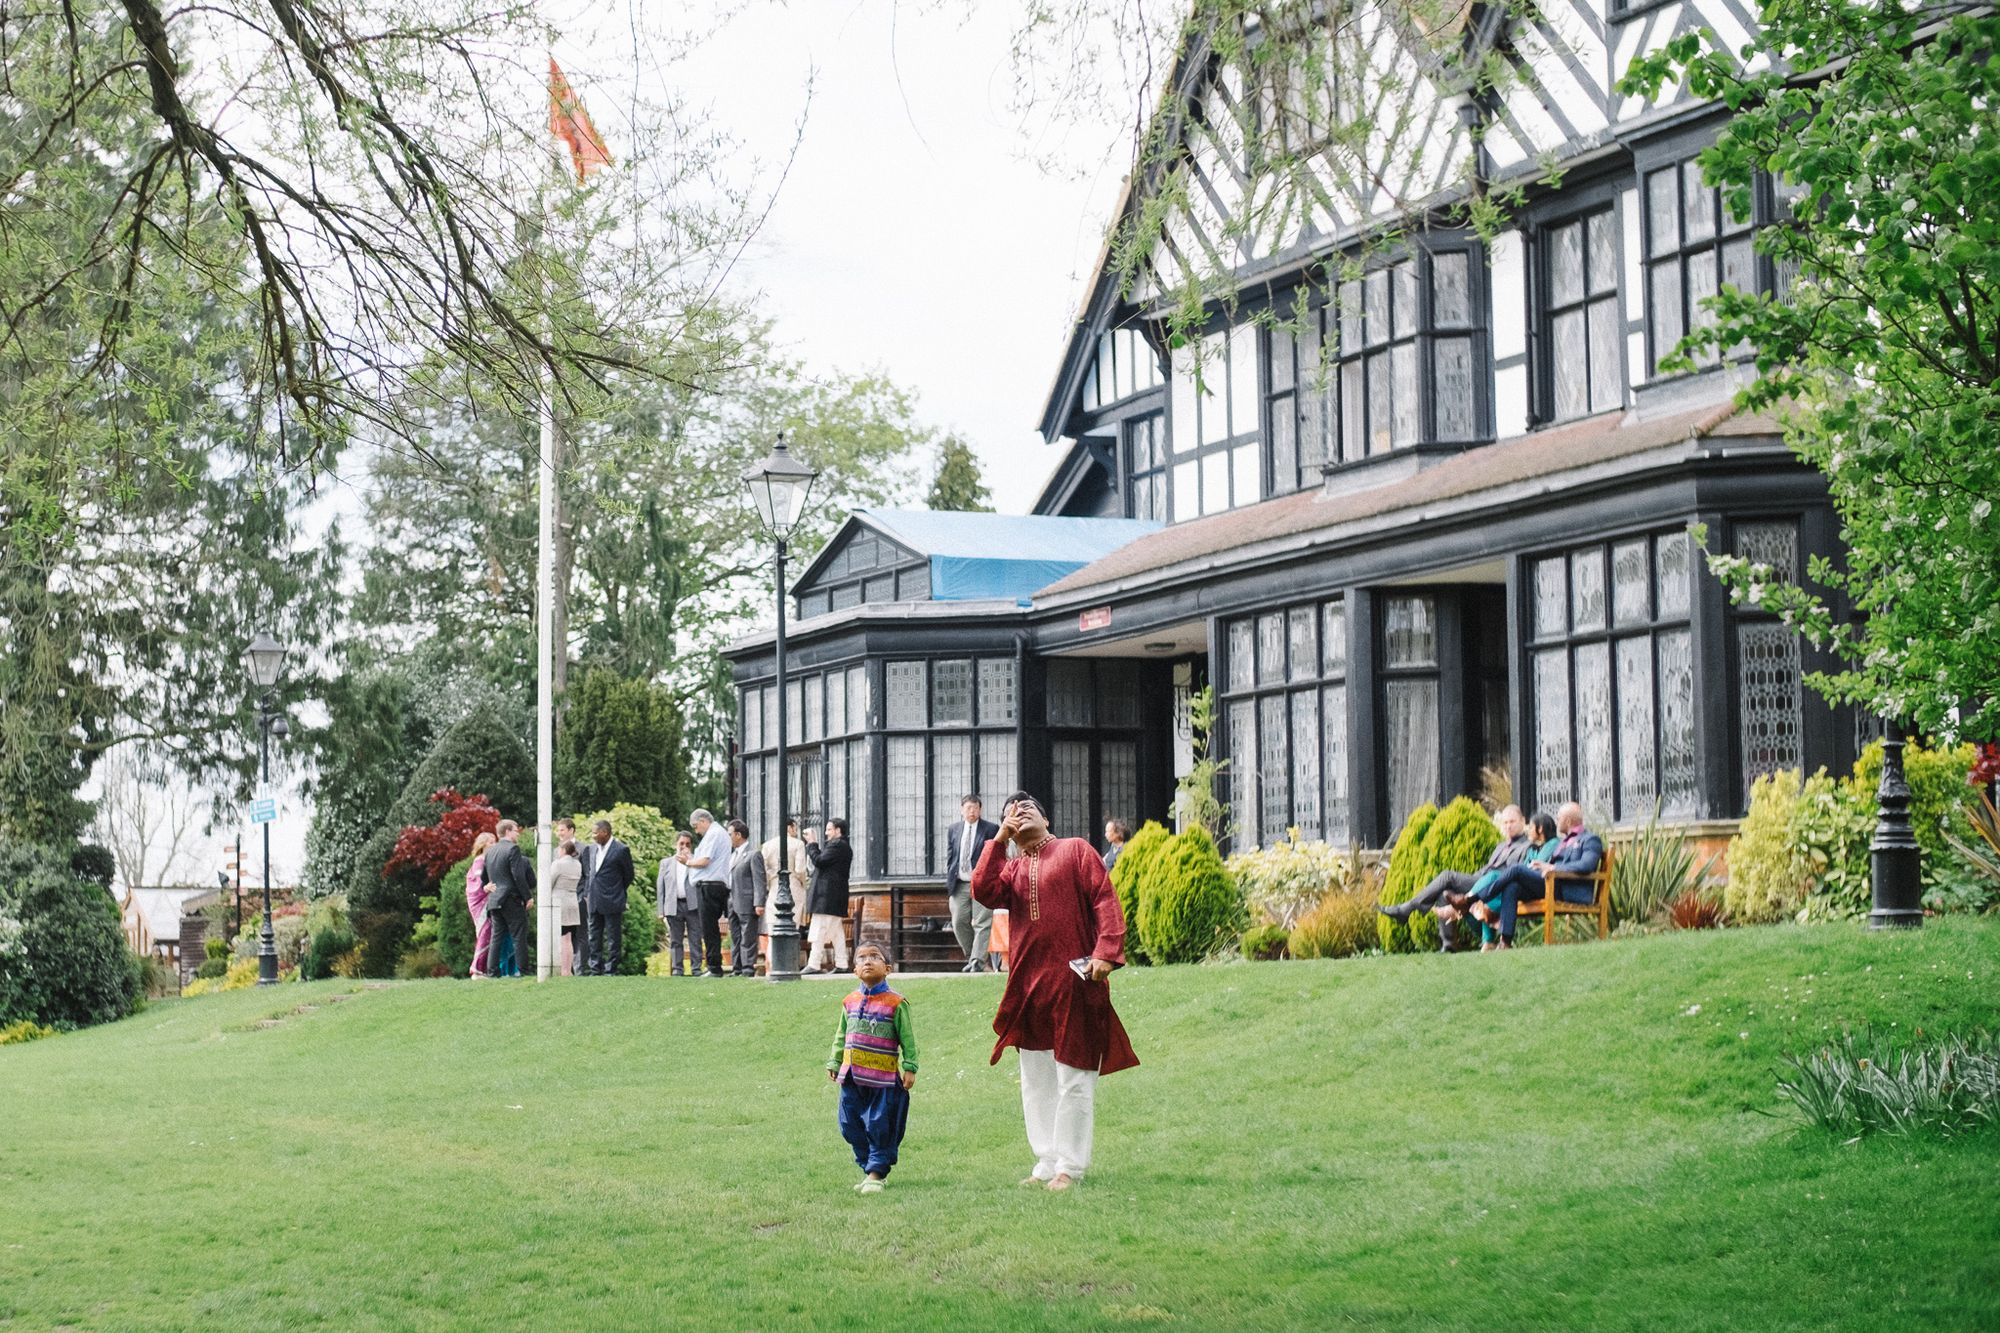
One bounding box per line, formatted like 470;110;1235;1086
1476;802;1603;949
581;818;635;976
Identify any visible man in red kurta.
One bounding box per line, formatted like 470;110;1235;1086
971;790;1138;1191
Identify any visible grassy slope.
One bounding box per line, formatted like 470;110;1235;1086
1;920;1996;1332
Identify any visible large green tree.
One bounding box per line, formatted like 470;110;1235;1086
0;10;344;844
1624;0;2000;738
924;435;994;512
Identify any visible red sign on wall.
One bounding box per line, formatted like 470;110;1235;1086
1078;607;1113;632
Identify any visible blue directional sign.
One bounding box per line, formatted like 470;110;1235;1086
250;798;278;826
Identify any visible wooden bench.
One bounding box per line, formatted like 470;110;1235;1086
1515;849;1613;945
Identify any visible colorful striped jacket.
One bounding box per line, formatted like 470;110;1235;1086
826;982;919;1087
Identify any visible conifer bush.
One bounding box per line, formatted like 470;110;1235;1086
1137;826;1244;964
1108;820;1169;964
1724;770;1807;924
1375;798;1499;952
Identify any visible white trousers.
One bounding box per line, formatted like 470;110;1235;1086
1018;1048;1098;1180
805;914;849;969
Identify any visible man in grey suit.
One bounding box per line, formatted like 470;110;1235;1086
942;795;1000;972
582;818;635;975
482;820;535;976
656;830;704;976
725;819;767;976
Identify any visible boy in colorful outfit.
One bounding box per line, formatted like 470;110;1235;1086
826;942;918;1194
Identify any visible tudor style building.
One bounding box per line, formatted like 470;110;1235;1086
728;2;1858;887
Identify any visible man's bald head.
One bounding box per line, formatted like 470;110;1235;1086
1556;802;1584;833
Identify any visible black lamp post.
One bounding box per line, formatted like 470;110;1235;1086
1868;719;1924;930
246;631;290;983
743;433;817;984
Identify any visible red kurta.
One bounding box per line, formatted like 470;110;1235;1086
971;836;1139;1075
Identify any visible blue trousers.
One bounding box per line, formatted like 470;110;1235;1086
837;1079;910;1178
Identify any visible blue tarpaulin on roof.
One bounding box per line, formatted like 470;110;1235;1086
856;509;1158;603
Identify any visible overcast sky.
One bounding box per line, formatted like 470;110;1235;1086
149;2;1135;888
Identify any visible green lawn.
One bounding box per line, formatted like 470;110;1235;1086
3;921;1997;1331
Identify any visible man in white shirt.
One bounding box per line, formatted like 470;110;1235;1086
941;795;999;972
680;809;732;978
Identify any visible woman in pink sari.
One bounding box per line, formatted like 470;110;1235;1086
466;831;498;978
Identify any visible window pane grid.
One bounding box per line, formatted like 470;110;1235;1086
1544;210;1621;419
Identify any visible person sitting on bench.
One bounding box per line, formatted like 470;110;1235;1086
1377;804;1531;952
1471;802;1603;950
1460;811;1560;950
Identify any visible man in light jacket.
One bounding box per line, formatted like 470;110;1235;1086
656;830;704;976
725;819;767;976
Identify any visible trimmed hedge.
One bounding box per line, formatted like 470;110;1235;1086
1136;826;1244;964
1108;821;1169;965
1376;797;1498;953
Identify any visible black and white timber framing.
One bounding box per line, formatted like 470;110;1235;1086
728;0;1856;885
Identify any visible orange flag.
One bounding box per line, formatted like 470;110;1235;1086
548;58;611;185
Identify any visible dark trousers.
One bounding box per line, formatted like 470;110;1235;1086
728;906;757;974
588;908;624;976
666;909;702;975
697;883;729;975
489;895;529;975
1488;864;1548;941
837;1078;911;1177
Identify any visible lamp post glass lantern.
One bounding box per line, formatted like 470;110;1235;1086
245;632;290;984
742;435;818;982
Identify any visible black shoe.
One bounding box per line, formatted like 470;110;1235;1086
1376;903;1411;922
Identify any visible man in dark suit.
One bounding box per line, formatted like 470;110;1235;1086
482;820;536;976
582;818;635;976
1478;802;1604;949
725;819;767;976
942;795;1000;972
802;816;854;974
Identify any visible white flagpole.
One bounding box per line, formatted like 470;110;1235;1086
535;56;559;981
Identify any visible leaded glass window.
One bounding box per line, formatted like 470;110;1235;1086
1542;209;1623;421
1052;741;1092;843
979;737;1018;810
1101;741;1138;833
1127;413;1168;521
1168;327;1261;519
847;667;870;733
1228;699;1257;848
1644;158;1756;377
802;675;823;744
1290;690;1322;840
1259;694;1290;845
825;740;848;834
1383;595;1437;668
1288;608;1316;681
743;688;763;751
976;658;1017;725
1227;619;1255;693
1528;530;1700;821
826;672;847;736
1257;613;1286;686
886;737;925;875
1322;682;1350;845
885;661;926;729
932;736;974;856
762;686;777;750
1322;601;1347;675
1738;622;1803;797
1384;679;1440;833
848;738;872;874
932;659;973;727
1047;660;1094;728
1734;519;1798;608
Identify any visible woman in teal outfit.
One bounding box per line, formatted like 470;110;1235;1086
1470;811;1559;950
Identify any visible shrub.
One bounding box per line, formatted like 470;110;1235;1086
1227;832;1353;929
1851;739;1986;911
1724;770;1808;923
1289;888;1378;960
572;803;678;890
330;947;365;979
0;1019;56;1045
619;907;661;976
557;670;690;817
1108;821;1169;965
1791;771;1875;920
1136;826;1244;964
205;936;230;962
0;845;142;1031
135;952;176;999
1776;1028;1999;1138
304;895;355;981
437;854;479;977
1376;799;1497;953
1240;924;1290;961
348;705;533;975
1610;814;1719;927
196;958;228;980
396;944;447;980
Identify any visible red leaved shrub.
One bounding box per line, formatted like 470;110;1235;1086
382;789;501;882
